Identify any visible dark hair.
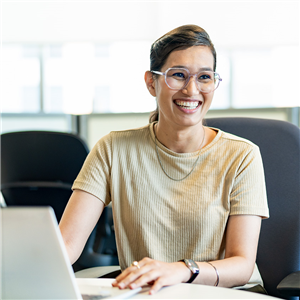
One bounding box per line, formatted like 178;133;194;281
149;24;217;123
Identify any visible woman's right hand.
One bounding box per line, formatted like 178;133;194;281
112;257;190;295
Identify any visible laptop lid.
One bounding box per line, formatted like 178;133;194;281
1;207;142;300
2;207;82;300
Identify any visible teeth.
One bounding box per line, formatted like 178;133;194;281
175;100;199;109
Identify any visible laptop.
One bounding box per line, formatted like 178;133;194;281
1;207;141;299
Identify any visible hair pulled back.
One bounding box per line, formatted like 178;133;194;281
149;25;216;123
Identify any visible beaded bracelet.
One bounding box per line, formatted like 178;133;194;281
206;262;219;286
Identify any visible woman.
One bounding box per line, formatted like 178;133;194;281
59;25;269;295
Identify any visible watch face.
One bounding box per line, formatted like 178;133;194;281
184;259;199;273
182;259;199;283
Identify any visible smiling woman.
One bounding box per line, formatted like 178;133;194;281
149;25;217;124
146;45;217;153
59;25;269;295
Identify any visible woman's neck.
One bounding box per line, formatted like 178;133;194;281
154;122;208;153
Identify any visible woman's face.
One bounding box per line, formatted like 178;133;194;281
148;45;215;129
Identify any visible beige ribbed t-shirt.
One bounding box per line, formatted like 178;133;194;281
73;122;269;274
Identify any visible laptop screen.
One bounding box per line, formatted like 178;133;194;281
2;207;81;299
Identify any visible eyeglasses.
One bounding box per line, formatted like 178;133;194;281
151;67;222;94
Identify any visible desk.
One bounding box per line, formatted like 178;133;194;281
77;279;280;299
132;284;278;299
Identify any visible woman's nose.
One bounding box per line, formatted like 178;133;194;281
182;75;200;95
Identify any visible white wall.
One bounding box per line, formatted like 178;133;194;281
2;1;299;47
0;115;70;134
87;113;150;148
156;1;299;48
2;2;158;42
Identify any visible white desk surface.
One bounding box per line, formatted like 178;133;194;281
77;278;280;299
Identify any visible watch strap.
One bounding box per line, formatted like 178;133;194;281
180;259;200;283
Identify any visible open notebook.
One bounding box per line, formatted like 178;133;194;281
2;207;141;299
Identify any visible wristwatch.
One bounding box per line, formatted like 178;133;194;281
180;259;200;283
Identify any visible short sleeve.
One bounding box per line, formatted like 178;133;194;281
230;145;269;218
72;133;112;206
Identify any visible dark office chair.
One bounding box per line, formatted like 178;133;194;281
0;131;89;222
0;130;118;271
205;117;300;299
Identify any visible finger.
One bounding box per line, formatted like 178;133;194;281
112;266;135;283
113;263;152;289
149;278;165;295
126;259;163;289
129;269;160;289
112;270;128;286
112;260;145;286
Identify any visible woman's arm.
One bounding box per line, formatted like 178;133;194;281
193;214;261;287
59;189;105;264
112;214;262;294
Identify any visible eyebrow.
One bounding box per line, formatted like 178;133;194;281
171;65;213;72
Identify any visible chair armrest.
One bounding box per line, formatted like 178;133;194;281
1;181;72;190
75;266;121;278
277;271;300;297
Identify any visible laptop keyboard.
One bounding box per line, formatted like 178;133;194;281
82;294;111;300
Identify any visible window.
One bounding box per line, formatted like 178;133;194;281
232;47;300;108
2;45;41;113
210;51;231;109
2;43;299;114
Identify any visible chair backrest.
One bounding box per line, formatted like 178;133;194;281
205;117;300;298
1;131;89;221
1;130;119;270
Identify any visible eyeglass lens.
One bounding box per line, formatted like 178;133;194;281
165;68;220;93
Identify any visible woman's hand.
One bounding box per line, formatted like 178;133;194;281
112;257;190;295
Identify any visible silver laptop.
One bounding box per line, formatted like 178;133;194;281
1;207;141;299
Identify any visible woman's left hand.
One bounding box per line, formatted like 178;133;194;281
112;257;190;295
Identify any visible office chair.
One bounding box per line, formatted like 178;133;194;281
205;117;300;299
75;117;300;299
0;131;89;221
1;130;118;271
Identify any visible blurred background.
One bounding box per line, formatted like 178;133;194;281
1;0;299;148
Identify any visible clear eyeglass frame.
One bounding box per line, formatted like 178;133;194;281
151;67;222;94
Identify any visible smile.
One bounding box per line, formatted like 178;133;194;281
174;100;202;110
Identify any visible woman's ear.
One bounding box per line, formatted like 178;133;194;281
144;71;156;97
